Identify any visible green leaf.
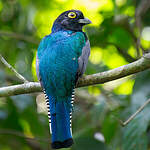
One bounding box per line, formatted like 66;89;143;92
123;71;150;150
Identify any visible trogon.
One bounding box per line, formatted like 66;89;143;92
36;10;91;149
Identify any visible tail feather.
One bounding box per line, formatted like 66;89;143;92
52;138;73;149
51;101;73;148
52;101;72;140
70;89;75;129
44;90;52;133
44;89;75;149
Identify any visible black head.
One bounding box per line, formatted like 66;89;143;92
52;10;92;33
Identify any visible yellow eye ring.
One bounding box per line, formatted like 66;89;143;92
68;12;76;18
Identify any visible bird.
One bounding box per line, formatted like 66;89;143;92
36;10;91;149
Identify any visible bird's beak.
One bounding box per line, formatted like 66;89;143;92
78;17;92;24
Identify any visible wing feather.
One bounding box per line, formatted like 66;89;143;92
77;40;90;78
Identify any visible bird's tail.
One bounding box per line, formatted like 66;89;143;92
44;91;74;149
51;101;73;149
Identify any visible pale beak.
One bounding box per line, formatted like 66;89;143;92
78;17;92;24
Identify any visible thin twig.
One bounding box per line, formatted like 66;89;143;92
115;46;137;63
0;54;28;83
0;31;39;45
108;42;137;63
96;42;136;63
0;129;50;143
120;98;150;126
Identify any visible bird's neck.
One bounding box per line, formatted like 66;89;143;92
51;22;83;33
51;22;87;41
52;22;64;33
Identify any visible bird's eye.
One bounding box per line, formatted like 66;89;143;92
68;12;76;18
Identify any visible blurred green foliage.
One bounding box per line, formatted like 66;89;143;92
0;0;150;149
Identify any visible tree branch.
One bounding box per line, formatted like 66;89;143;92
115;46;136;63
135;0;150;55
0;128;50;150
0;53;150;97
119;98;150;126
0;54;29;83
0;30;39;45
0;129;49;142
107;42;137;63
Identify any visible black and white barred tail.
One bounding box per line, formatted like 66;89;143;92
43;89;52;134
70;88;75;135
43;88;75;135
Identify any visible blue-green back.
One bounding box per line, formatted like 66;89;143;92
38;30;86;99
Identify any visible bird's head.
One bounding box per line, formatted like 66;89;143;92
52;10;92;33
